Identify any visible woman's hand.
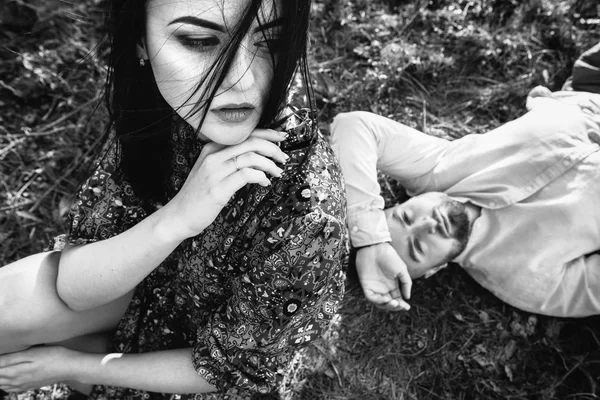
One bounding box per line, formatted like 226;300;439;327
156;129;289;242
0;346;76;393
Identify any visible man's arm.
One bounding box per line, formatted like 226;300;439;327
330;111;450;248
330;112;450;310
539;254;600;317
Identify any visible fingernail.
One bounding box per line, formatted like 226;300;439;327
275;168;283;177
279;131;289;138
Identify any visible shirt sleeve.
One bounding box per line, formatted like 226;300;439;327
191;210;346;394
53;138;147;249
330;111;450;247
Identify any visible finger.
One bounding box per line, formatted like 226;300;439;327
221;137;289;164
196;142;226;166
363;290;393;305
389;287;402;299
250;128;288;142
396;270;413;300
230;152;284;178
0;355;26;369
374;299;410;312
223;167;271;191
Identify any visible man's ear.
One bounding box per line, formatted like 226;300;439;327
424;263;448;279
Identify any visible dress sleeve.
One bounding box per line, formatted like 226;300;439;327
50;138;147;249
191;210;347;394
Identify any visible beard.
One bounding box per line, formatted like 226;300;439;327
442;199;471;248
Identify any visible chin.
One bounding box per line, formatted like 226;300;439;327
199;116;259;145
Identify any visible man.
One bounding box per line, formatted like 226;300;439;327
331;43;600;317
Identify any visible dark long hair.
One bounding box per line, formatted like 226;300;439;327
103;0;313;202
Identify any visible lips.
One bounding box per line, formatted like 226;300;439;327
211;103;256;123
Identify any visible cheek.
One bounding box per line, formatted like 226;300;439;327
153;59;207;107
254;58;275;100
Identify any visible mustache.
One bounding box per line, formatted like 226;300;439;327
442;200;471;243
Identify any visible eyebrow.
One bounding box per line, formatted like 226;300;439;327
168;17;225;32
167;16;285;33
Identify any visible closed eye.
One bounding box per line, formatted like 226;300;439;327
177;35;220;51
408;238;419;262
414;238;424;255
402;212;412;225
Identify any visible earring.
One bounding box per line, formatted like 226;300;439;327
139;58;146;67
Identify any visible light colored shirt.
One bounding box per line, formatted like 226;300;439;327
330;90;600;317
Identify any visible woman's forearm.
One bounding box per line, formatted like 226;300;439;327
70;348;216;394
57;207;184;311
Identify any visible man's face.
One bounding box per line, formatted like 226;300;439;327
385;192;471;278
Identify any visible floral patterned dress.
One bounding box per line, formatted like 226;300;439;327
50;109;348;399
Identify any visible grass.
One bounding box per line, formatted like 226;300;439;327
1;0;600;399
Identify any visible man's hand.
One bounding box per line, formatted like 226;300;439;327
355;242;412;311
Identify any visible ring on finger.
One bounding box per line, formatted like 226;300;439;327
233;155;240;171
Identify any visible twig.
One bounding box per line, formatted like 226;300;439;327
28;132;104;212
542;355;589;397
0;200;34;212
0;137;26;160
28;96;100;134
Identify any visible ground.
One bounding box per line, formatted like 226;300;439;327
1;0;600;399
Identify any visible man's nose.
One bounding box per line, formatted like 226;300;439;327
412;217;438;235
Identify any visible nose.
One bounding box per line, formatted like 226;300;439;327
412;216;438;236
222;43;256;92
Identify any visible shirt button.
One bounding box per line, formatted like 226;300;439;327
526;184;534;192
489;201;496;207
562;159;571;166
351;226;359;233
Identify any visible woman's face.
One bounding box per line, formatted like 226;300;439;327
142;0;281;145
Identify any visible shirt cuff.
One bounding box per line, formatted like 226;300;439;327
347;208;392;248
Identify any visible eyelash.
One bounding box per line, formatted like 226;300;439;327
414;239;423;254
402;212;412;225
177;36;282;54
178;36;219;51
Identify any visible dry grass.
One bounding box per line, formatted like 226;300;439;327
1;0;600;399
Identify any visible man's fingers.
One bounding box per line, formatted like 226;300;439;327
396;270;412;300
375;298;411;312
363;290;392;305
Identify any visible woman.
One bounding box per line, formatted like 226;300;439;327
0;0;348;397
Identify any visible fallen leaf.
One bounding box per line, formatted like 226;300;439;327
504;340;517;360
504;364;514;382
